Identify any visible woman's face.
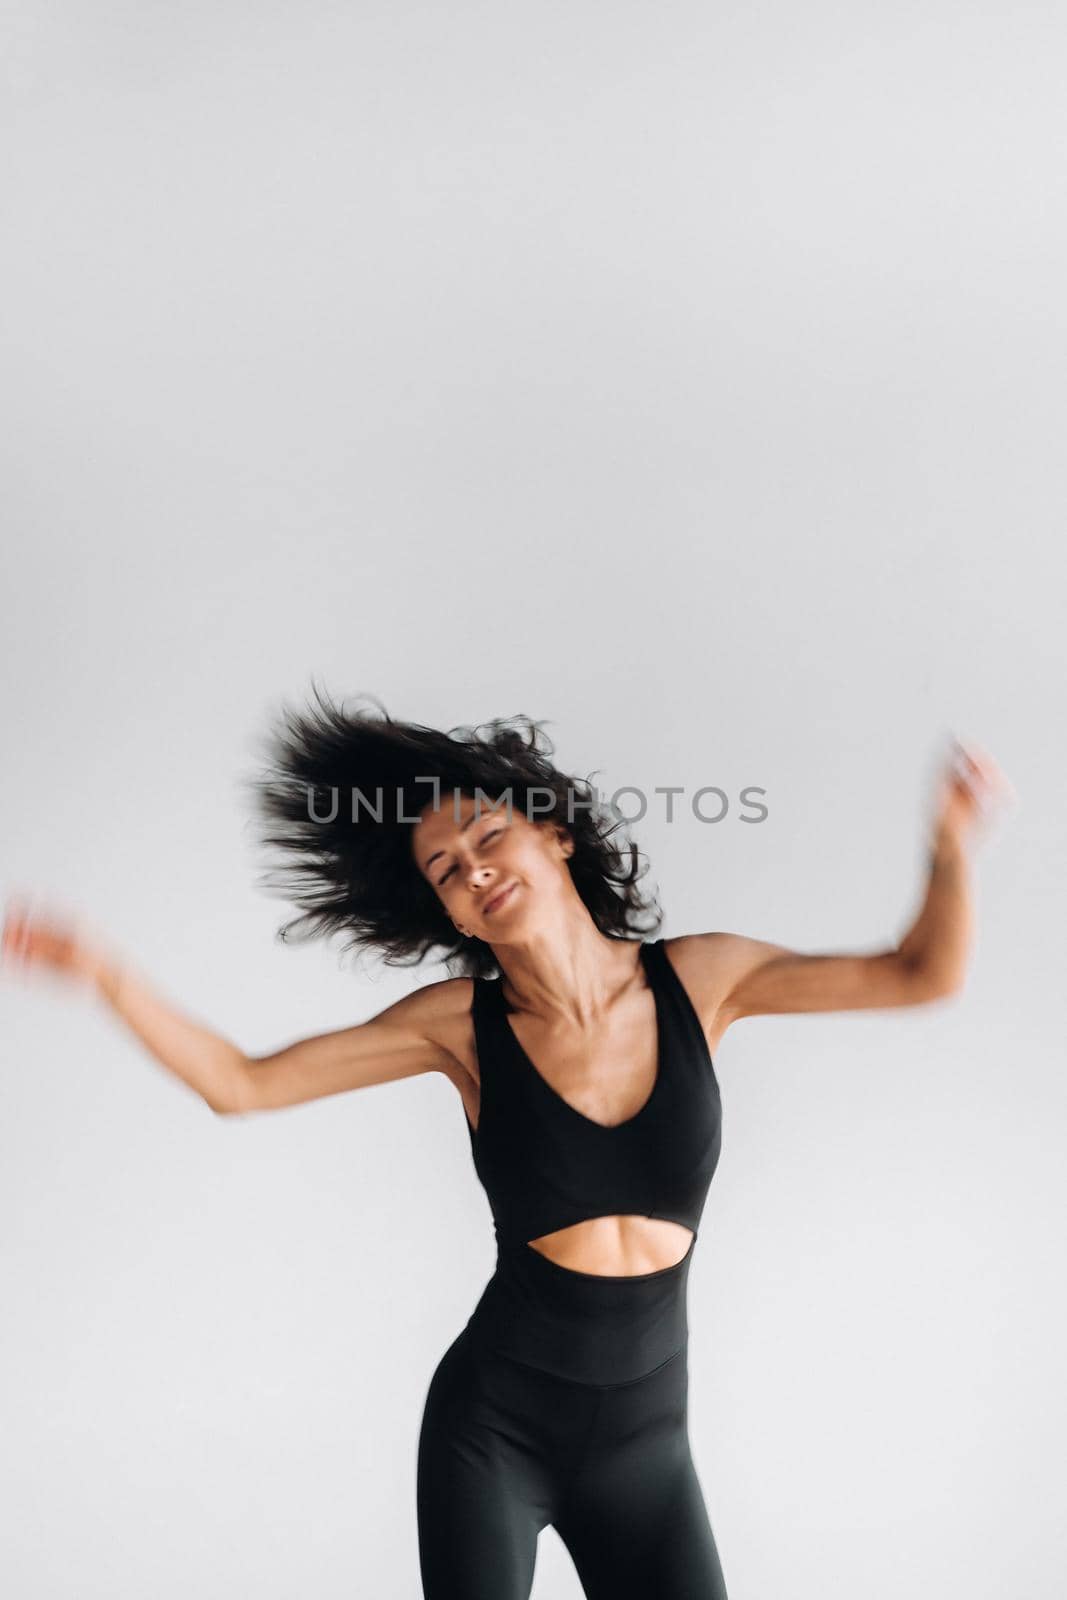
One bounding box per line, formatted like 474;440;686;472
411;790;574;940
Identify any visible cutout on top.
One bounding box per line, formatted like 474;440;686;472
525;1215;695;1278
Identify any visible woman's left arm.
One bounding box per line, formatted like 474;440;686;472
698;740;1014;1024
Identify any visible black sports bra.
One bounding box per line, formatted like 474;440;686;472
466;938;722;1251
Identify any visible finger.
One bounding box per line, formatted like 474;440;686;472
952;741;1007;798
958;752;1016;817
961;742;1003;785
952;741;984;778
5;899;37;942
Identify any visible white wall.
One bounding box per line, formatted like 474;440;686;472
2;4;1064;1596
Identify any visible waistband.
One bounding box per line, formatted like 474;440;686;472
464;1233;695;1386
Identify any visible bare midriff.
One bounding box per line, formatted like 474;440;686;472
524;1214;694;1276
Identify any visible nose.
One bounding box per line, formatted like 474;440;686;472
468;863;500;896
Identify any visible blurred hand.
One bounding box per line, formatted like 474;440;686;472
932;738;1016;851
1;898;113;991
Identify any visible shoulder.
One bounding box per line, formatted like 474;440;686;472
399;971;483;1097
398;970;476;1041
660;931;774;1049
660;930;737;1001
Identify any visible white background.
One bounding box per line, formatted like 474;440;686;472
2;3;1064;1596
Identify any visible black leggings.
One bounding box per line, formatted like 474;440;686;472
416;1239;728;1599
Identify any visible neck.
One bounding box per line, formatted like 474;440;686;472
493;919;643;1026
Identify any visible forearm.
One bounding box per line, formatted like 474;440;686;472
896;824;974;993
93;958;247;1114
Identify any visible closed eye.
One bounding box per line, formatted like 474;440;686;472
438;827;504;886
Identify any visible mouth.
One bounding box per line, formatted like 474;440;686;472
483;882;518;916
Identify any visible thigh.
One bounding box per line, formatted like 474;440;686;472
416;1330;550;1600
554;1351;729;1600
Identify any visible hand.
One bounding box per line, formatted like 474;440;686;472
931;738;1015;853
1;897;114;992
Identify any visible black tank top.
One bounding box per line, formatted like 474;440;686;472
465;938;722;1252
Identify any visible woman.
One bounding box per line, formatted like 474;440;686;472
2;692;1009;1599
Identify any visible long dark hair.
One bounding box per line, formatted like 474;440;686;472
243;681;662;978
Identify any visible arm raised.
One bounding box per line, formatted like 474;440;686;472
2;900;251;1113
689;739;1010;1030
684;829;970;1027
2;898;462;1116
696;934;950;1029
231;978;464;1115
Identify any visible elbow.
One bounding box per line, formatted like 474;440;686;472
895;944;968;1005
209;1057;254;1116
909;963;967;1004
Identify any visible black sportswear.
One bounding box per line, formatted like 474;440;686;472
416;937;728;1598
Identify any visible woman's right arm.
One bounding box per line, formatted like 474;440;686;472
1;901;462;1116
235;980;465;1113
